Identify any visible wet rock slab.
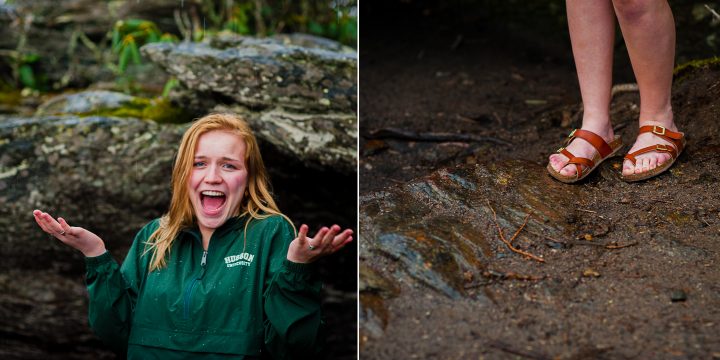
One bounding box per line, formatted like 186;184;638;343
360;156;720;358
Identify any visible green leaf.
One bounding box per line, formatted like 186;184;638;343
22;53;40;63
308;21;324;35
111;28;121;52
129;41;141;65
147;30;159;43
19;64;35;88
160;33;177;43
119;45;131;73
161;77;179;97
125;19;146;30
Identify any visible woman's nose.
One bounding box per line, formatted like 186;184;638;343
203;165;222;183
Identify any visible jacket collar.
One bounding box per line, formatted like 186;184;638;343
181;214;248;241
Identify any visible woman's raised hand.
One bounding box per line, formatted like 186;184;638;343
286;225;353;264
33;210;106;257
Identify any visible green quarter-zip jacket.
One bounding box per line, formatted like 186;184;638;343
84;215;322;359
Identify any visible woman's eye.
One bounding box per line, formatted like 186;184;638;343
223;163;237;169
193;161;205;167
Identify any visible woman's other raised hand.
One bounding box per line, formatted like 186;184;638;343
33;210;106;257
286;224;353;264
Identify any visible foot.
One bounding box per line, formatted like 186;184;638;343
622;121;679;176
548;125;615;177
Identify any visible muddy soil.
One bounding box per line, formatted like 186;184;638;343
360;2;720;359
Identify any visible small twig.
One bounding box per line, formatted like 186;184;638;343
576;208;597;214
482;269;544;281
605;242;638;249
487;201;545;263
365;128;512;146
611;83;639;97
706;4;720;21
650;198;673;204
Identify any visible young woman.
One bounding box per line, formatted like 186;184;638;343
548;0;684;183
33;113;353;359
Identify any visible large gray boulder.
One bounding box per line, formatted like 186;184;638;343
141;34;358;173
141;36;357;112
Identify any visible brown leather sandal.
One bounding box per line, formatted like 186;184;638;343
547;129;623;184
621;125;686;182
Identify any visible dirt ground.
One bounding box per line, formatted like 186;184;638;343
360;2;720;359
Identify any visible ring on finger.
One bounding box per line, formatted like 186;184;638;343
308;244;316;251
58;230;66;236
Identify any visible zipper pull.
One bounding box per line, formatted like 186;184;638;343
201;250;208;267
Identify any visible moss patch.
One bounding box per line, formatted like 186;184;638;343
673;57;720;84
77;97;193;124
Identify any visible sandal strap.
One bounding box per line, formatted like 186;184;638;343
624;144;678;165
567;157;594;179
558;148;594;180
638;125;685;152
624;125;684;165
564;129;614;158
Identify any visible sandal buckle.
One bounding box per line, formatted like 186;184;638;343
568;129;577;138
652;126;666;136
656;144;668;151
557;146;565;152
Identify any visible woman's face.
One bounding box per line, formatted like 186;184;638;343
187;130;248;236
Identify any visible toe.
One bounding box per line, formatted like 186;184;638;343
622;159;634;176
634;160;643;174
648;156;658;170
559;164;577;177
549;154;567;172
641;158;651;173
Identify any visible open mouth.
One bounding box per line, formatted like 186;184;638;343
200;190;227;213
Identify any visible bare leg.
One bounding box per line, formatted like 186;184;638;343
613;0;677;176
549;0;616;176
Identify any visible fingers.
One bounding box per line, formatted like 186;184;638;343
308;227;329;251
320;225;340;248
33;211;52;234
58;217;75;237
330;229;354;252
33;210;67;238
296;224;309;246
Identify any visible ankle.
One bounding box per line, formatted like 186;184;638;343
639;107;675;130
579;123;614;142
579;113;613;141
639;118;677;132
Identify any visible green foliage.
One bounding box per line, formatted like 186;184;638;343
197;0;357;46
111;19;177;75
161;77;179;98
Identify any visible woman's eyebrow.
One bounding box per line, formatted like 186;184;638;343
193;155;240;162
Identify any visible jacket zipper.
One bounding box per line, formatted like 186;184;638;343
183;249;208;319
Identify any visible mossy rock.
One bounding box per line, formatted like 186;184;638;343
35;90;193;123
673;57;720;84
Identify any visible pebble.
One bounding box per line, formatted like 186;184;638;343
671;290;687;302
